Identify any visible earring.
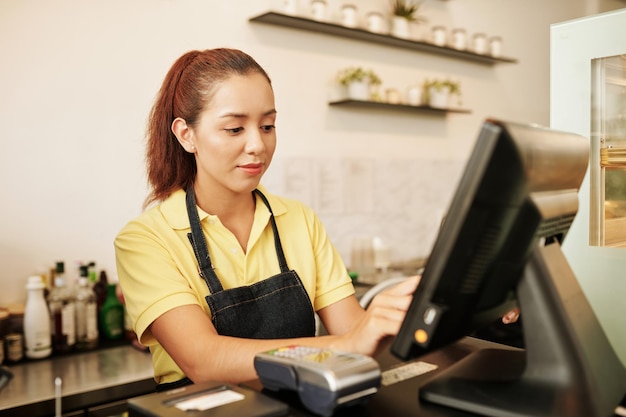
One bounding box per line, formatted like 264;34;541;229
190;145;196;152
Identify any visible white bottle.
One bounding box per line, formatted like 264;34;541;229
24;275;52;359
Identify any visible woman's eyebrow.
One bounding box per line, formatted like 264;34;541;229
219;109;277;119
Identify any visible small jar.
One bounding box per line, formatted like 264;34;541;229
310;0;326;21
385;88;401;104
340;4;357;28
450;28;466;50
365;11;384;33
472;33;487;54
282;0;297;15
5;333;23;363
431;26;447;47
489;36;502;57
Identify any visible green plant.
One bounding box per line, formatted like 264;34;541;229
337;67;382;86
391;0;427;23
423;78;461;95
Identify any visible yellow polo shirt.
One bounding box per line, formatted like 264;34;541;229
114;186;354;383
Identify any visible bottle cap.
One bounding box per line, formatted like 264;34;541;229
55;261;65;274
25;275;44;290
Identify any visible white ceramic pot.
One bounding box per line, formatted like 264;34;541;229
428;87;450;108
391;16;410;39
347;81;370;100
406;85;421;106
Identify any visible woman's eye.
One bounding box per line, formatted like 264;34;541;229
261;125;276;133
225;127;244;134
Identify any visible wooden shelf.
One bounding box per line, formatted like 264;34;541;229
249;11;517;65
329;99;471;114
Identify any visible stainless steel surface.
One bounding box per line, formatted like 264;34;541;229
0;345;154;416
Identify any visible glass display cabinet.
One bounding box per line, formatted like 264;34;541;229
591;54;626;247
551;8;626;371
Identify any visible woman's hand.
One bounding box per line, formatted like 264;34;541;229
335;275;420;356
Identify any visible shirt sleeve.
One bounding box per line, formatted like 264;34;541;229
114;219;204;346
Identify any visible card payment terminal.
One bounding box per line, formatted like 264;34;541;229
254;346;381;416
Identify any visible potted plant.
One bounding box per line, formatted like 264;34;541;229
390;0;427;39
423;78;461;108
337;67;382;101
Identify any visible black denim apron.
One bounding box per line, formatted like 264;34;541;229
156;186;316;391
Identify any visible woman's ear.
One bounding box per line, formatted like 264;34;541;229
171;117;196;153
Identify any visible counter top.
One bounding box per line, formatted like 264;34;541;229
0;345;155;416
0;280;394;416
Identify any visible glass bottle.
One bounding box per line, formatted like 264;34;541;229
48;261;76;353
93;270;108;312
100;283;124;340
87;261;97;285
75;265;99;350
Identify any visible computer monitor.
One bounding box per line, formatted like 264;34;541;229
391;119;626;417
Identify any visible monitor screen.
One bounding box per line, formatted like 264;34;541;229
390;119;626;417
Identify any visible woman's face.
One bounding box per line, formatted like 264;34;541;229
188;72;277;197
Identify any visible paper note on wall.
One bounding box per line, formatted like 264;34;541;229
314;159;344;213
283;158;314;207
344;159;374;213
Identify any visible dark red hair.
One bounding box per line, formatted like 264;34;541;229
143;48;272;208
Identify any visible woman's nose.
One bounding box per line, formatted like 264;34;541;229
245;129;266;154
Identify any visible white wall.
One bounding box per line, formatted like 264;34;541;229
0;0;593;305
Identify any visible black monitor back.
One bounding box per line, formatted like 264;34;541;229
391;119;626;417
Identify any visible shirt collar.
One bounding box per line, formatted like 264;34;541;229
159;185;286;231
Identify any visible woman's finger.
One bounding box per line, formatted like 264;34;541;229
502;307;520;324
384;275;421;296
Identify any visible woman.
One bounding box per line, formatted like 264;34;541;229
114;48;419;389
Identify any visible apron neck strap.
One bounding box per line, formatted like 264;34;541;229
185;183;223;293
185;185;291;293
254;189;289;274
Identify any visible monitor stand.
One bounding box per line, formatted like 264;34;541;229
419;242;626;417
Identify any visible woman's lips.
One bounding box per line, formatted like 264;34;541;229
239;163;264;176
